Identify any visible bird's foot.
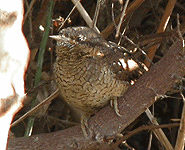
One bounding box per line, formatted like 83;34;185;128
110;97;122;117
81;113;93;138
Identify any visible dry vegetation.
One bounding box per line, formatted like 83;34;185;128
7;0;185;149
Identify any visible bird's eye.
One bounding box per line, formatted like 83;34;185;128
77;34;86;42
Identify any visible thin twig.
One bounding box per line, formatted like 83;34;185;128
176;14;185;54
11;89;60;127
92;0;101;29
145;108;173;150
58;1;79;31
23;0;37;24
175;91;185;150
115;0;129;37
71;0;100;33
144;0;178;67
101;0;145;39
24;0;33;42
122;35;153;66
108;123;179;150
111;3;117;29
147;131;153;150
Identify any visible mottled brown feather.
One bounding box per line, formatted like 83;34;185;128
53;26;144;113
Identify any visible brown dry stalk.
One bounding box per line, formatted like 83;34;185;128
144;0;177;67
101;0;145;39
109;123;180;150
175;92;185;150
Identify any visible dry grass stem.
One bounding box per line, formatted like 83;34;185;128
71;0;100;33
144;0;178;67
145;108;173;150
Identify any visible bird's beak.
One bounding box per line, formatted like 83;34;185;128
49;35;62;41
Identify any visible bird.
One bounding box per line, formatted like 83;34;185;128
51;26;146;137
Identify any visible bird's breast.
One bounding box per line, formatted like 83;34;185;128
54;57;129;112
